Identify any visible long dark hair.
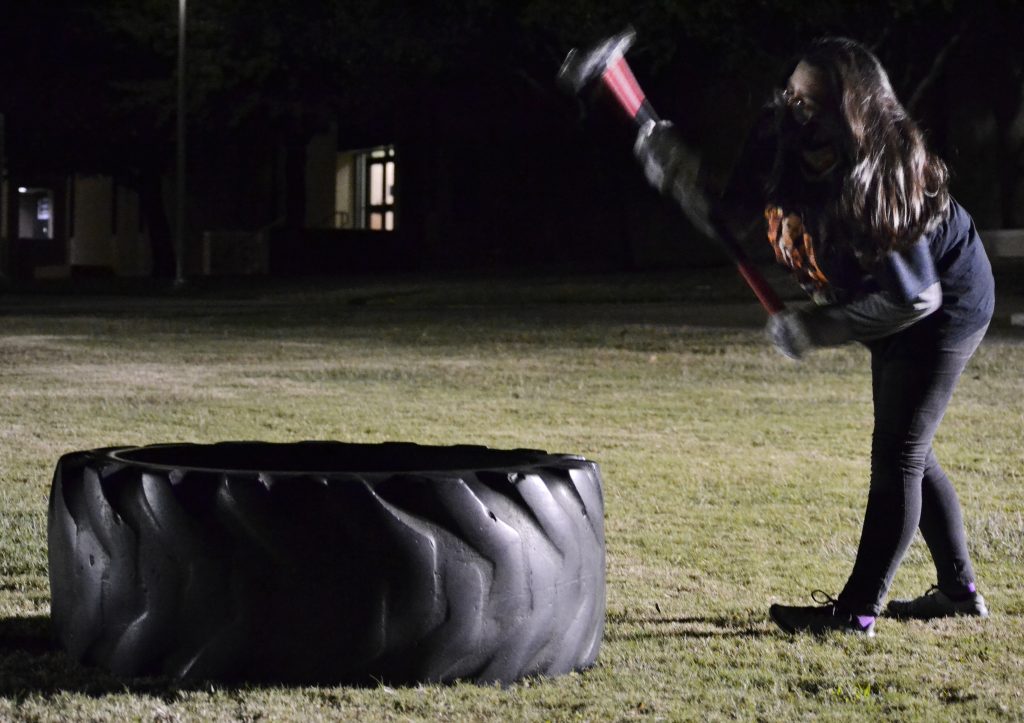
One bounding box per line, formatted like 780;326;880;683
775;37;950;255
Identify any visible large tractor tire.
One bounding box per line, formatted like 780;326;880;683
47;442;605;685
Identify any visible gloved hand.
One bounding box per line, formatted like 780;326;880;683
634;119;715;238
633;120;697;195
765;309;813;360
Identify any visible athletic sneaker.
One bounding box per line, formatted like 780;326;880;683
886;585;989;620
769;590;876;637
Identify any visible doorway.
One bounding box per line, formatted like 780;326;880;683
18;187;54;239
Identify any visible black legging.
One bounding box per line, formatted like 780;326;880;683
838;322;989;617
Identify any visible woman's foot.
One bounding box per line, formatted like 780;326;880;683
769;590;876;636
886;585;989;620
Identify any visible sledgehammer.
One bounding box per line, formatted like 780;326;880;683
558;28;785;316
559;28;661;128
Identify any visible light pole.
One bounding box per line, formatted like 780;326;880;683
175;0;187;286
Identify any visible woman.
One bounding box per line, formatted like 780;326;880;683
637;37;995;635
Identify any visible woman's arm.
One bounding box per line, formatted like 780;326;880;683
804;281;941;344
768;237;942;358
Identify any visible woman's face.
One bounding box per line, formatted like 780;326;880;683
784;61;831;127
783;60;842;174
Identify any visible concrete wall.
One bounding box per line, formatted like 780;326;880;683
980;229;1024;258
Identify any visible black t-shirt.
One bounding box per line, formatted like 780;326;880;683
923;198;996;338
817;198;995;341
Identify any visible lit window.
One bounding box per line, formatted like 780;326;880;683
336;144;398;232
363;145;396;232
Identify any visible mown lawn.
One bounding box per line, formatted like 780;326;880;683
1;272;1022;721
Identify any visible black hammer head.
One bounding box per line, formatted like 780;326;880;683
557;27;637;95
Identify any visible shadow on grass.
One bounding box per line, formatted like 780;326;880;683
1;613;603;697
0;614;191;701
604;612;771;643
2;610;759;697
0;614;55;656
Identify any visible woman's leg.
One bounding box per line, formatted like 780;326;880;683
919;448;977;594
837;327;985;616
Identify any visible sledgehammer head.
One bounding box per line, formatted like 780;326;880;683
558;27;637;94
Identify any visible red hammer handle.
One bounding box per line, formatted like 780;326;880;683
735;257;786;316
601;56;659;126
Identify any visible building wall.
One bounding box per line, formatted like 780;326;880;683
68;174;148;274
335;152;355;229
305;126;338;229
69;175;114;267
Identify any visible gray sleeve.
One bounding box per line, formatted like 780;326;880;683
802;282;943;346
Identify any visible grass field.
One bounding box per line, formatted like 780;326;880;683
1;270;1022;721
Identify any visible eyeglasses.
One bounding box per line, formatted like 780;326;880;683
782;88;818;126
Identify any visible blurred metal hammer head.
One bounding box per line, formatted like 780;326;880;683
558;27;637;95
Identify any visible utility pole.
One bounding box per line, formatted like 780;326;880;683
175;0;187;286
